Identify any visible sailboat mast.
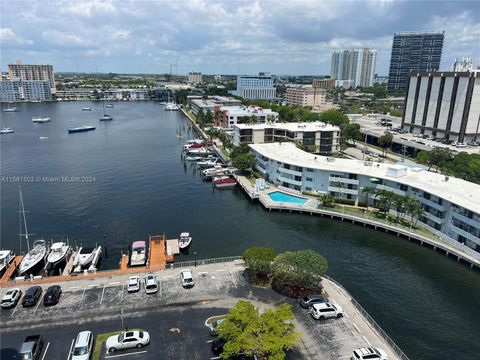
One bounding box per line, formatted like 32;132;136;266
19;185;31;252
18;188;22;254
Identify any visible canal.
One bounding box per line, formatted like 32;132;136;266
1;101;479;359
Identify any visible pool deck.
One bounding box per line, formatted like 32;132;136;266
235;175;480;270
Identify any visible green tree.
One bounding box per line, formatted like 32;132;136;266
361;186;375;210
318;109;349;127
318;194;336;208
340;122;362;145
218;300;300;360
232;153;255;173
374;189;394;218
378;131;393;156
391;193;408;221
272;250;328;292
205;110;214;125
405;197;424;227
243;247;277;282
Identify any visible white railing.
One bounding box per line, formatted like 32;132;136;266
323;275;410;360
171;256;243;269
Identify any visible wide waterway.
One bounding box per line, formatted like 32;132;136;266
1;101;479;359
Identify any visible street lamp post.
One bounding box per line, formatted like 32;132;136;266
194;251;197;267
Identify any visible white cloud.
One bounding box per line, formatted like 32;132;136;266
41;30;87;46
0;28;33;45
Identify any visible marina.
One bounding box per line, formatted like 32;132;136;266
1;101;479;360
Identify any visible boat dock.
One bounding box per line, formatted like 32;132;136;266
0;234;181;286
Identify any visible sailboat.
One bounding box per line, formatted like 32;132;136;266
17;187;48;276
100;101;113;121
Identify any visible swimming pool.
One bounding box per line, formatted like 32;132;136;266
267;191;308;205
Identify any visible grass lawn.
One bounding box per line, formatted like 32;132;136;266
93;329;145;360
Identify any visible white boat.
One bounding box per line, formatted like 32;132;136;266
185;156;203;161
0;250;15;276
197;159;222;169
17;187;48;276
99;102;113;121
106;103;114;108
0;128;14;134
130;241;146;267
187;148;210;156
46;242;70;269
73;245;102;272
39;136;49;140
202;166;231;178
164;100;180;111
32;117;51;123
178;233;192;251
82;107;93;111
3;106;19;112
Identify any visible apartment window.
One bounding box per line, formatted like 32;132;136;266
423;192;431;200
306;177;313;182
306;168;313;172
399;184;408;191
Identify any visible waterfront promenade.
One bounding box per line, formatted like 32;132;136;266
236;175;480;270
1;259;405;360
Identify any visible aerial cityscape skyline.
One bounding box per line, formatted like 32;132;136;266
1;0;479;75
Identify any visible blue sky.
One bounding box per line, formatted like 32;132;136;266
1;0;479;75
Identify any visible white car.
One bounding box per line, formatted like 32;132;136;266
351;347;388;360
106;330;150;353
309;301;344;320
127;276;140;293
1;288;22;309
144;274;158;294
72;331;94;360
180;269;194;288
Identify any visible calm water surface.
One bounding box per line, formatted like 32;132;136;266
1;102;479;359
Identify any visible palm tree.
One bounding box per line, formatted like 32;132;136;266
361;186;375;210
405;197;424;227
391;193;408;221
374;189;394;218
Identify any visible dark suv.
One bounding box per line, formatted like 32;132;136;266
22;286;43;308
43;285;62;306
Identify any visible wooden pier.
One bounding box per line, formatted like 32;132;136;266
0;256;23;283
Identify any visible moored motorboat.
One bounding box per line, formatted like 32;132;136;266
185;156;203;161
213;176;237;188
46;242;71;270
82;107;93;111
18;240;48;276
32;117;51;123
178;233;192;251
0;128;14;134
3;106;19;112
130;241;146;267
68;125;96;133
106;103;114;108
0;250;15;276
100;114;113;121
72;245;102;272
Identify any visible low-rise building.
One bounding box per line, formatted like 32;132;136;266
229;73;276;100
313;79;336;90
285;86;327;108
234;122;340;154
187;72;202;84
335;80;355;88
214;105;278;129
189;96;242;115
249;142;480;253
0;80;52;101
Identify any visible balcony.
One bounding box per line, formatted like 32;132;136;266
417;197;444;212
327;186;359;195
424;211;444;224
278;176;302;187
328;176;359;185
449;223;480;244
279;167;302;177
452;212;479;228
375;184;406;196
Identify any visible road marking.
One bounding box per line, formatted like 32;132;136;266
206;339;215;343
88;284;98;287
105;350;147;358
79;288;86;309
353;323;361;333
344;312;349;318
11;303;19;316
229;269;237;288
198;271;208;275
121;283;125;301
210;357;220;360
67;339;75;360
108;282;120;286
33;297;43;314
100;284;106;304
41;342;50;360
216;269;226;272
163;275;173;279
69;286;80;290
363;335;371;346
337;356;350;359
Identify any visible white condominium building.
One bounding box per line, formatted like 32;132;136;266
8;62;56;93
234;122;340;155
229;73;276;100
250;142;480;253
0;80;52;101
187;72;202;85
214;105;278;129
402;70;480;143
285;87;327;108
331;49;377;88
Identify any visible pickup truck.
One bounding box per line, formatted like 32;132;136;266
17;335;44;360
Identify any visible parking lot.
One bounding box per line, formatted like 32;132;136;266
1;262;402;360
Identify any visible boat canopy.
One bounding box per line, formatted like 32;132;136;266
132;241;146;249
180;232;190;238
51;242;64;250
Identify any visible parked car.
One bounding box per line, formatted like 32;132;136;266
211;337;227;355
72;331;94;360
299;294;329;309
208;318;226;335
43;285;62;306
467;141;479;146
456;142;467;148
426;135;436;140
180;269;194;288
309;302;344;320
144;274;158;294
106;330;150;353
127;276;140;293
351;347;388;360
16;335;44;360
1;288;21;309
22;286;43;308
